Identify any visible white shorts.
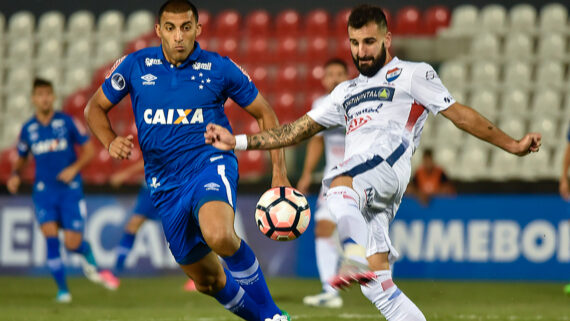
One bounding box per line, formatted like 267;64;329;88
322;152;409;261
314;187;336;222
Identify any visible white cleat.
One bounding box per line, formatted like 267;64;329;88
264;314;289;321
303;292;343;308
81;259;102;284
56;290;72;303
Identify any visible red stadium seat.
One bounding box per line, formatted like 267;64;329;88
245;10;271;37
236;150;267;179
81;144;114;184
124;31;160;54
394;6;422;35
243;37;270;64
306;89;326;109
91;62;114;91
0;148;18;184
273;90;306;120
306;36;331;63
62;88;91;121
215;10;241;38
276;9;301;38
334;36;352;63
276;64;305;91
217;37;240;60
249;65;272;94
306;64;325;90
334;8;351;38
197;10;212;38
423;5;451;35
305;9;331;37
274;37;300;63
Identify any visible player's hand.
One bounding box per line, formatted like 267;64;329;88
109;135;134;160
204;124;236;151
560;178;570;201
7;174;21;194
512;133;542;156
296;173;311;194
57;166;79;184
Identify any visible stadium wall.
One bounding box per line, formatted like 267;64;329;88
0;194;568;281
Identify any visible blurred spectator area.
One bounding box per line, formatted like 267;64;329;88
0;4;569;188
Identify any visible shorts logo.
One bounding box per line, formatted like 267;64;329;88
145;58;162;67
204;182;220;191
141;73;157;85
111;73;126;91
386;67;402;82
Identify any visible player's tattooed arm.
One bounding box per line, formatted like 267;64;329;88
247;115;326;150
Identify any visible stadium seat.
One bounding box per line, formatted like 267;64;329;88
455;145;489;181
8;38;34;62
37;11;65;39
215;10;241;38
306;64;325;90
470;34;500;59
434;117;464;147
433;146;458;176
65;38;92;68
520;148;551;180
535;61;564;87
67;10;95;40
249;65;272;94
5;93;32;120
449;5;478;33
216;37;240;60
0;12;5;35
197;10;212;38
124;31;160;54
0;148;17;183
530;88;562;116
423;5;451;35
508;4;537;32
500;88;529;116
449;89;466;105
497;116;526;139
438;61;467;90
305;89;325;109
275;37;301;63
334;8;351;38
242;37;270;64
36;65;62;84
7;11;35;40
245;10;271;38
469;88;499;120
537;33;566;60
62;88;91;120
503;61;532;86
125;10;155;41
503;33;533;60
236;150;267;179
5;67;33;95
305;36;330;63
528;114;558;147
82;145;114;184
470;61;499;86
394;6;422;35
333;36;352;63
91;62;113;89
62;67;92;96
305;9;331;37
97;10;125;40
36;38;63;64
539;3;568;32
276;64;305;91
489;149;521;180
479;4;507;31
94;39;123;67
276;9;301;38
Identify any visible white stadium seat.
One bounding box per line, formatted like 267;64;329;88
489;149;521;180
503;33;533;60
97;10;125;39
503;61;532;86
480;4;507;31
126;10;155;40
5;93;32;119
497;116;526;139
519;148;551;180
500;88;529;116
434;147;458;176
2;121;24;148
67;11;95;40
0;12;5;34
434;117;464;147
66;38;92;64
468;88;499;120
471;61;499;86
36;38;63;64
455;145;489;181
36;66;62;84
63;67;92;95
508;4;537;32
94;39;122;66
8;11;35;40
450;5;479;33
539;3;568;32
6;67;33;95
7;38;34;62
535;61;564;88
449;89;466;105
530;88;562;116
470;34;500;59
37;11;65;39
537;33;566;60
528;114;558;147
439;61;467;90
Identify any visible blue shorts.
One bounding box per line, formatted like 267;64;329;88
33;182;86;232
133;185;160;220
153;155;238;265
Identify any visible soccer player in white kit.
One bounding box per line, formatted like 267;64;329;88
206;5;542;320
297;58;348;308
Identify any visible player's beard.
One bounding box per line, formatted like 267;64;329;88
353;42;387;77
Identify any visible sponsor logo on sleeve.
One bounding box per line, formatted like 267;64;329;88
105;55;127;79
111;73;126;91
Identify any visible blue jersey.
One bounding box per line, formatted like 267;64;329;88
17;112;89;188
101;42;258;196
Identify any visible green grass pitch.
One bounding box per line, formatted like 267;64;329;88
0;276;568;320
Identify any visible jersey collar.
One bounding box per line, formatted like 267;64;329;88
358;56;400;82
160;41;203;69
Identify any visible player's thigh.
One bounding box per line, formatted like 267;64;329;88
63;230;83;250
198;201;240;256
59;190;87;232
179;251;225;293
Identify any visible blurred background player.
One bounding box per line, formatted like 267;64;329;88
205;4;542;320
558;121;570;295
109;159;196;291
296;58;348;308
85;1;291;320
406;149;455;205
6;78;118;303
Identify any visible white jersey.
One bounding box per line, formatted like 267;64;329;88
312;95;346;177
307;57;455;180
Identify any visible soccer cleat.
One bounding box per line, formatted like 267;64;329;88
264;310;291;321
183;279;197;292
564;283;570;295
55;290;72;303
302;291;343;308
81;259;102;284
329;258;377;290
99;270;120;290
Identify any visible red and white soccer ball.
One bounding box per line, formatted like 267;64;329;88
255;186;311;241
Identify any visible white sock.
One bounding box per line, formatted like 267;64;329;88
315;236;339;293
326;186;368;264
361;270;426;321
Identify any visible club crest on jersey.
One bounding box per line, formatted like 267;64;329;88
143;108;204;125
192;62;212;71
386;67;402;82
145;58;162;67
141;74;157;85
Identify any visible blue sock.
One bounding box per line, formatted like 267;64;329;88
70;241;98;268
214;268;264;321
223;240;280;316
115;232;136;274
46;237;68;292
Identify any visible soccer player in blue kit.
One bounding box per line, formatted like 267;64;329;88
7;78;118;303
84;1;290;320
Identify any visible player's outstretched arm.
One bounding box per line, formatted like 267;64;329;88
205;114;325;151
559;143;570;200
85;87;134;160
441;102;541;156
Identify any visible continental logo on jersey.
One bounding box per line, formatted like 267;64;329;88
31;138;68;155
105;55;127;79
143;108;204;125
343;87;395;112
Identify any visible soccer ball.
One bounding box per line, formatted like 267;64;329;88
255;186;311;241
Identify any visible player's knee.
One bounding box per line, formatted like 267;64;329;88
193;273;225;295
203;229;240;256
64;238;81;251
